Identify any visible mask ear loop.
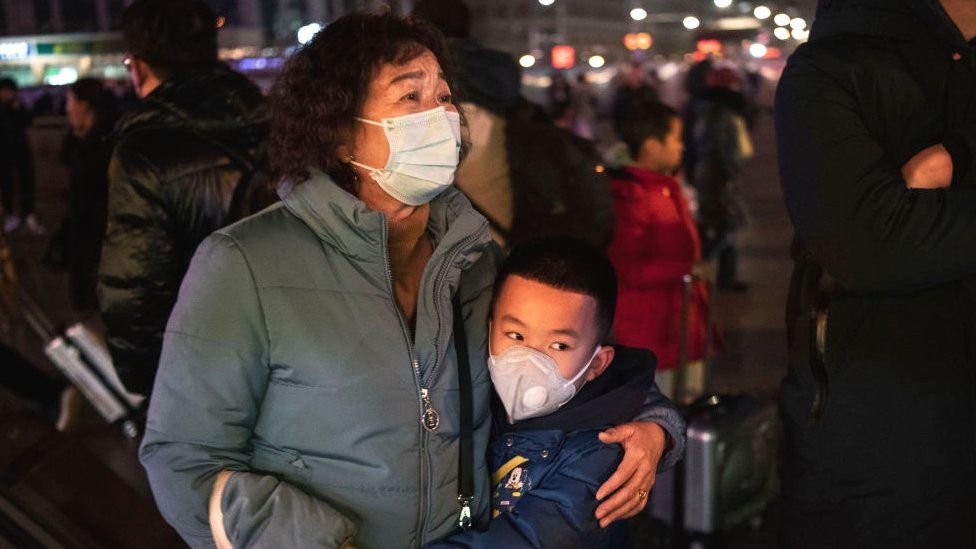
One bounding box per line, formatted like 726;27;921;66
567;345;602;384
487;322;494;356
355;116;386;127
350;117;395;175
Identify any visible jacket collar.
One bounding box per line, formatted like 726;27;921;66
278;168;490;268
113;64;267;152
622;165;679;186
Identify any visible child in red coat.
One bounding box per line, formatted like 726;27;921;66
608;98;709;402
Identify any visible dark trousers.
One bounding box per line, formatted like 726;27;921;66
779;288;976;548
700;226;739;286
0;152;36;217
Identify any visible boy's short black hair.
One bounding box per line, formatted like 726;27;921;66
493;237;618;341
0;77;17;91
121;0;219;78
616;96;678;159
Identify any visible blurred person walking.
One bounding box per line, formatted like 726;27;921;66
776;0;976;545
609;97;709;401
571;72;598;140
0;78;43;235
98;0;270;396
46;78;119;312
611;62;658;134
691;67;752;291
548;72;574;130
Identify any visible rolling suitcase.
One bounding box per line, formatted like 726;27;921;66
18;293;144;439
649;273;779;546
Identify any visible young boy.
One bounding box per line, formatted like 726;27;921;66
430;237;682;548
609;97;710;402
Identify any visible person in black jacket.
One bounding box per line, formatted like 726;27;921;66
50;78;119;312
98;0;270;396
0;78;43;235
775;0;976;546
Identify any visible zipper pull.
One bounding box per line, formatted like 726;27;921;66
458;496;472;530
420;388;440;432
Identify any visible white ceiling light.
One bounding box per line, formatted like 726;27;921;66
753;5;771;19
714;0;733;8
773;27;791;40
588;55;606;68
749;43;768;58
773;13;791;26
790;17;807;30
630;8;648;21
519;54;536;68
791;28;809;40
683;16;701;29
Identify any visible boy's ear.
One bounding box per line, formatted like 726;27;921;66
640;136;661;160
584;346;616;382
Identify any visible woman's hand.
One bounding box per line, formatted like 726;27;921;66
594;422;668;528
210;470;235;549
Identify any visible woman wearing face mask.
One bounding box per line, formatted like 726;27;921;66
140;12;669;549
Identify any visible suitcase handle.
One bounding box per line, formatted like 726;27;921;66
675;269;714;405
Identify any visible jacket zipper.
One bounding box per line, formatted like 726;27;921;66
425;225;488;389
380;221;429;547
385;216;487;545
420;226;487;532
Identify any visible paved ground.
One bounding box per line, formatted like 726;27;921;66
1;109;794;547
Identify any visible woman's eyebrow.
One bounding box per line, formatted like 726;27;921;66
388;70;446;86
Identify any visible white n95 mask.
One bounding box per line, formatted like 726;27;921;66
350;106;462;206
488;344;602;422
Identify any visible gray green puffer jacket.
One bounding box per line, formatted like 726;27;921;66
139;171;499;548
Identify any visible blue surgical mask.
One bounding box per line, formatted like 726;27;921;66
350;106;462;206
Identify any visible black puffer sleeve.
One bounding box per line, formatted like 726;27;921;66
97;143;179;395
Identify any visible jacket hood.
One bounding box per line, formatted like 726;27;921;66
809;0;967;48
114;64;267;152
278;169;491;268
495;345;656;433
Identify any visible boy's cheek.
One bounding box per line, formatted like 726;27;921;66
490;334;514;356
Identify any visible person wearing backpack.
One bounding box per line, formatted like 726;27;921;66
412;0;614;251
98;0;271;396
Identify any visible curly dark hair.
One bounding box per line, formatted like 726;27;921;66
269;11;462;193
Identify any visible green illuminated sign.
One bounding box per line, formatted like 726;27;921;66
35;40;125;56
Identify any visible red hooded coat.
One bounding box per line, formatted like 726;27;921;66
607;166;709;370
